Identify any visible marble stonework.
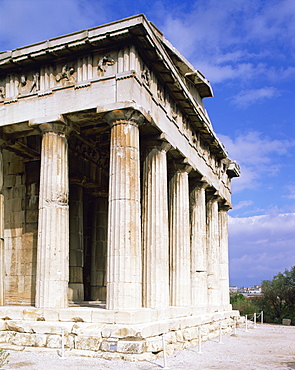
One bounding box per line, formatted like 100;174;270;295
0;15;240;358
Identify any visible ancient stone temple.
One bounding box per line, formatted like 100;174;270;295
0;15;239;359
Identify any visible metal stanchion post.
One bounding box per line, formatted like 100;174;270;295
198;326;202;354
162;335;169;369
254;312;257;328
245;315;248;332
261;311;263;324
219;321;223;344
60;328;66;359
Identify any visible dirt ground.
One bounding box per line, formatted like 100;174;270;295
3;323;295;369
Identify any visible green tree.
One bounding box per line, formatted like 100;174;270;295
259;266;295;324
230;292;259;317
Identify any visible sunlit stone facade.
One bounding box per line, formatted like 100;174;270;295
0;15;239;358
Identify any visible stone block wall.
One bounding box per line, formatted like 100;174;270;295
3;150;39;305
0;306;239;361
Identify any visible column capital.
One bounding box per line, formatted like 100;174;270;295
143;136;171;154
30;114;78;136
105;108;145;127
206;191;221;203
219;201;232;212
191;177;210;190
170;158;193;174
39;122;72;136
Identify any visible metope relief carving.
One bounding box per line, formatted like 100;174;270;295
157;85;166;106
30;72;40;93
141;68;150;87
17;72;40;95
0;86;5;100
97;55;115;76
56;64;76;84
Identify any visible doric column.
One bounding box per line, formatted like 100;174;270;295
105;109;144;310
219;204;231;309
35;122;71;309
69;184;84;302
190;180;208;308
91;196;108;301
206;194;221;308
169;162;192;306
0;149;4;306
142;140;170;308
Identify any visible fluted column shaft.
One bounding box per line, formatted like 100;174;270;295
69;184;84;302
206;195;221;308
219;207;230;308
91;196;108;301
142;141;170;308
106;110;143;310
169;165;191;306
190;182;208;307
36;123;70;309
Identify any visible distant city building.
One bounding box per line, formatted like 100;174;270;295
233;285;262;297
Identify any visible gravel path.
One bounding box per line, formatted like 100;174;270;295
3;324;295;369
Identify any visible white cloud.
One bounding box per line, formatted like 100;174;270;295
247;0;295;46
0;0;110;50
229;213;295;286
218;132;295;192
231;87;280;108
158;0;295;85
232;200;253;211
284;185;295;199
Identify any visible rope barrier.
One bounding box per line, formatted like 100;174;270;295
150;312;265;364
247;311;264;326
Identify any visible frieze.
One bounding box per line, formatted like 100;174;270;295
97;55;116;76
141;68;150;87
18;72;40;95
56;64;75;84
157;85;165;105
0;52;118;100
0;86;5;99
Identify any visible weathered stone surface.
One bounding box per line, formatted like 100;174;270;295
169;166;191;307
46;334;74;349
106;114;142;310
23;308;44;321
71;323;103;336
142;142;170;309
183;327;198;341
59;308;93;323
12;332;37;346
0;331;14;343
282;319;291;326
100;340;118;352
101;324;139;339
117;340;144;354
75;336;101;351
145;336;162;352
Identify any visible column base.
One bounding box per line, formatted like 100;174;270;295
68;283;84;302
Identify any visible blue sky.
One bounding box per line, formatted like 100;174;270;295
1;0;294;287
